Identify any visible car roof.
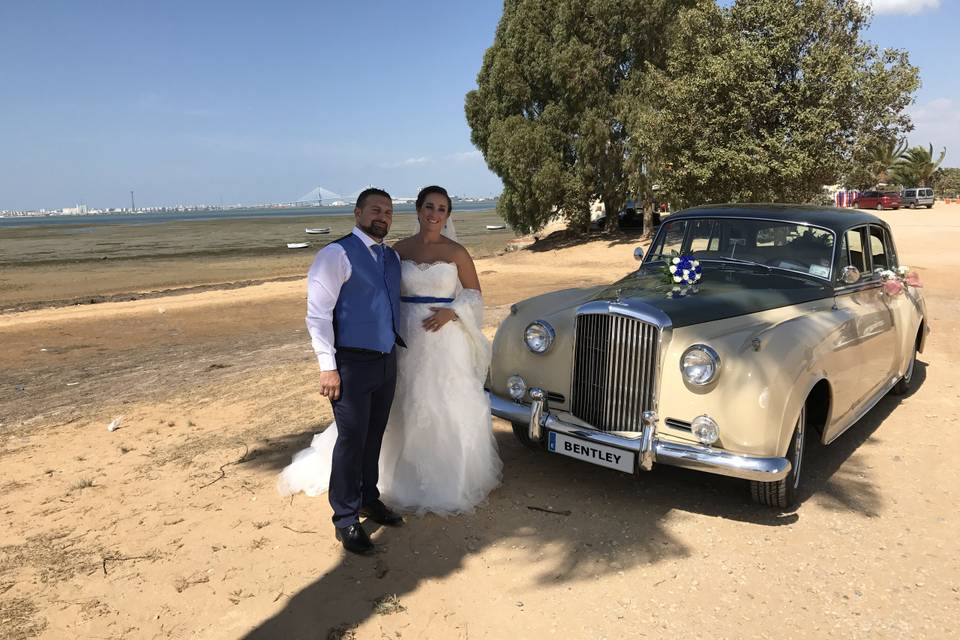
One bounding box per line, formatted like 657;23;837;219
669;203;886;234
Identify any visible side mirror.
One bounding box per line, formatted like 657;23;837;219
633;247;644;262
841;265;861;285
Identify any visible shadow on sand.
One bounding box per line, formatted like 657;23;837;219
526;228;648;253
239;361;924;638
797;359;928;515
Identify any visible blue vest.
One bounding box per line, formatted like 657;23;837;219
333;233;403;354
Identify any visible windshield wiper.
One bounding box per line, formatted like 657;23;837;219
703;257;771;272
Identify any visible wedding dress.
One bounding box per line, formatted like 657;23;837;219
277;259;502;515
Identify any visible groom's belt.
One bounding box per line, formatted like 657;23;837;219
336;346;393;357
401;296;454;303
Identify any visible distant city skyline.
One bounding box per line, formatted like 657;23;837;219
1;0;955;211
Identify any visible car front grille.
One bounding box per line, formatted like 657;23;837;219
571;312;660;432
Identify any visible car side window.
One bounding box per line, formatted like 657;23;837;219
843;227;868;275
869;226;889;270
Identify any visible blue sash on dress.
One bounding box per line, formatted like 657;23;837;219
401;296;454;303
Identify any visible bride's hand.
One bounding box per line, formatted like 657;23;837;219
423;307;457;332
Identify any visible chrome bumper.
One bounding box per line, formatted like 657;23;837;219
488;390;791;483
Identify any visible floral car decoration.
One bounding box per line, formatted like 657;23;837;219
487;204;928;509
667;255;702;285
878;265;922;297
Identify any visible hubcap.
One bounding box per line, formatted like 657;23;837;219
904;348;917;384
792;407;805;489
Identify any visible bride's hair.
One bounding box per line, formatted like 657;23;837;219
416;185;453;213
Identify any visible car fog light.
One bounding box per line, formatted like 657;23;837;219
524;321;555;353
691;414;720;445
507;375;527;400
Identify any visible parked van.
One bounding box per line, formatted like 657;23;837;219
901;187;935;209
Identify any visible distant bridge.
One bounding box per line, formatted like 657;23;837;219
294;186;417;206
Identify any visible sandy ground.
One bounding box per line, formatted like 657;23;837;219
2;206;959;639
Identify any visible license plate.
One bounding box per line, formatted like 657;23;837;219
547;432;635;474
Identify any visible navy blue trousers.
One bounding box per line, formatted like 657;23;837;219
328;349;397;528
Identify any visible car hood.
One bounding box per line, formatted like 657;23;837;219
590;264;832;328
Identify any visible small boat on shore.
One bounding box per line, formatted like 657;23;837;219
286;242;310;249
305;227;331;234
485;224;506;230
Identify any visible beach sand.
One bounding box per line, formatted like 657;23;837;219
2;205;959;639
0;210;514;311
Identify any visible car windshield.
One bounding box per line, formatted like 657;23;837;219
647;217;835;279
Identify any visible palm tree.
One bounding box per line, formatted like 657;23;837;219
867;138;908;185
893;144;947;187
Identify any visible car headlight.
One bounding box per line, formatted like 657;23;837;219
507;375;527;400
680;344;721;386
524;321;555;353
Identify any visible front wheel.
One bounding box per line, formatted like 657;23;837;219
751;406;805;509
876;203;884;211
891;339;918;396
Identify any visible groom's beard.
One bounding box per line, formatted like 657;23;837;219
360;221;388;240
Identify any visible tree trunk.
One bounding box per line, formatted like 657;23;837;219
642;198;654;237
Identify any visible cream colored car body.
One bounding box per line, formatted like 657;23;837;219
488;205;927;503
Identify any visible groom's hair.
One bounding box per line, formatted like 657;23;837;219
356;187;392;209
416;185;452;212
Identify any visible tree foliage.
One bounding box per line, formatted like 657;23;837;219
466;0;920;233
634;0;919;207
465;0;692;234
891;144;947;187
931;167;960;196
867;138;908;185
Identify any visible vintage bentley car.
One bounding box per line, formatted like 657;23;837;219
487;205;927;507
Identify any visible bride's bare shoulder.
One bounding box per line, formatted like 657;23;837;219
391;236;415;258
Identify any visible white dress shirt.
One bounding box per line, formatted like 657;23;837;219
306;226;400;371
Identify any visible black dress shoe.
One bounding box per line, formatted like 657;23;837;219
360;500;404;527
335;523;374;555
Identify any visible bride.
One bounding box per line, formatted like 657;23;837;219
278;185;503;515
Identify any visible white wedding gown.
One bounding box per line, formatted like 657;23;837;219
277;260;502;515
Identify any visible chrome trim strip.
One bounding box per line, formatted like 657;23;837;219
823;375;898;445
488;392;791;482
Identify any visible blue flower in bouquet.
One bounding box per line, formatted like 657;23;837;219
667;255;702;286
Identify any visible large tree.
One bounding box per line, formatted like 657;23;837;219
628;0;919;207
465;0;691;234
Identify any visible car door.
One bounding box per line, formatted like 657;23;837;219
873;224;920;381
824;226;898;441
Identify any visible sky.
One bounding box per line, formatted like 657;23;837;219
0;0;956;211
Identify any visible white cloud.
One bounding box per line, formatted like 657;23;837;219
381;156;431;168
448;150;483;163
906;97;958;166
865;0;940;15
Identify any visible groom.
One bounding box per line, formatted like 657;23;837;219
305;187;406;555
